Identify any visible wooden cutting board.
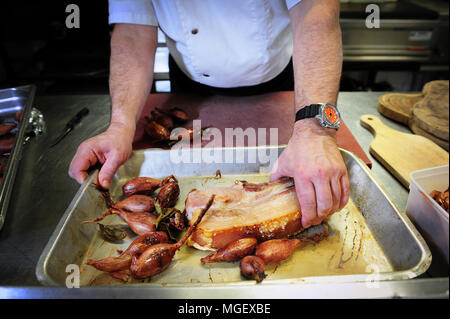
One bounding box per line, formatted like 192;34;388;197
409;116;449;151
377;93;423;125
413;80;449;141
377;80;449;151
360;114;449;188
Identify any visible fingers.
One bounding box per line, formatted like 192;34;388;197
269;159;282;182
297;168;349;228
339;173;350;209
98;152;123;189
313;177;333;220
312;169;348;223
330;177;342;213
294;177;317;228
69;145;98;184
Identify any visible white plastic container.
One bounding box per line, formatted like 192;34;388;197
406;165;449;273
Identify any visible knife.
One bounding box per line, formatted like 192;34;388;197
50;107;89;147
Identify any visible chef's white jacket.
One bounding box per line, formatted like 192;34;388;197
109;0;302;88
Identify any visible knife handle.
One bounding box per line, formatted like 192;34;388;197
68;107;89;127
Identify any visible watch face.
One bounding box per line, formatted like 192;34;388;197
324;105;339;125
318;103;340;129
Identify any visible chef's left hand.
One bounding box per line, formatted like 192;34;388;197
270;119;350;227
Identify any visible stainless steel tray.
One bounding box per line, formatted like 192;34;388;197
36;147;431;287
0;85;36;230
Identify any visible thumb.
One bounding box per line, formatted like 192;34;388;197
98;153;122;189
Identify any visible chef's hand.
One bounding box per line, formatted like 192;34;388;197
270;119;350;227
68;123;134;189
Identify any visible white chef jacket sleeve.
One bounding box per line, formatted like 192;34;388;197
285;0;302;10
109;0;158;26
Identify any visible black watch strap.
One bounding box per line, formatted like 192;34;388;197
295;104;321;122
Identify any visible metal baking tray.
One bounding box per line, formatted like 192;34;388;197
36;147;431;287
0;85;36;230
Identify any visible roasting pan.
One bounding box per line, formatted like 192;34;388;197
36;147;431;287
0;85;36;231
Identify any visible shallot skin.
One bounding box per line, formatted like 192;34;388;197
151;110;174;130
201;238;258;264
169;211;186;231
0;135;15;153
240;256;266;283
122;231;169;256
118;211;157;235
87;231;168;272
130;243;176;278
145;120;170;143
168;107;189;123
255;238;301;265
83;208;157;236
130;195;215;279
85;190;160;236
15;110;23;121
87;255;131;273
0;124;16;137
157;181;180;208
83;209;157;236
115;195;155;213
122;177;164;196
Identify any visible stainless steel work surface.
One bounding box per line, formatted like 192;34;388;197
36;147;431;287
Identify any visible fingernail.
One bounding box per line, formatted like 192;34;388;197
102;179;110;189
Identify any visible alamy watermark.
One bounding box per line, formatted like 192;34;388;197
66;264;80;288
65;4;80;29
169;120;279;167
366;4;380;29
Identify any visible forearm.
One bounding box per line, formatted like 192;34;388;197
272;0;349;226
290;0;342;115
109;24;158;134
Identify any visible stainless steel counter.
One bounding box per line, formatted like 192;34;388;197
0;92;447;298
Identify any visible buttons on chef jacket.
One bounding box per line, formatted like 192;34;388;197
189;28;209;79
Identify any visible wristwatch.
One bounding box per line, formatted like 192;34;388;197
295;103;341;129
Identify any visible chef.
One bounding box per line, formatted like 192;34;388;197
69;0;350;228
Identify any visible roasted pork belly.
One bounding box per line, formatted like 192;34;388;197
185;177;303;250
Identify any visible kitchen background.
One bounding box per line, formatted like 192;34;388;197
0;0;448;94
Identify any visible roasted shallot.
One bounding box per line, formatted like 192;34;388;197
430;188;449;213
255;238;301;265
87;231;168;273
201;237;258;264
240;256;266;283
157;181;180;208
122;175;176;197
151;110;174;130
0;123;16;136
130;195;215;279
144;120;170;143
111;194;155;213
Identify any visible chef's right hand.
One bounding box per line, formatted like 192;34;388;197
68;123;134;189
